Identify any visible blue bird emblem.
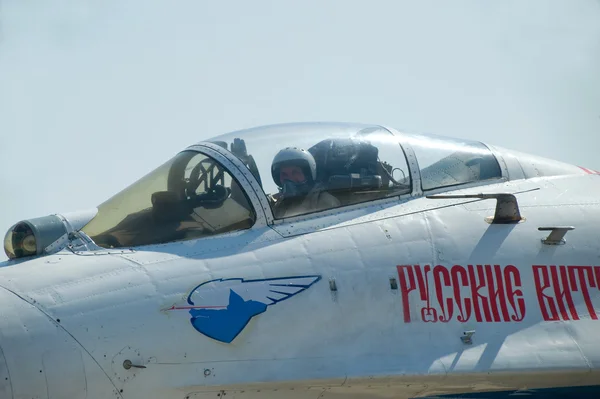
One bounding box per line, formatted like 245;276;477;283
166;276;321;343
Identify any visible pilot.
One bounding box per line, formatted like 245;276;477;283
270;147;340;218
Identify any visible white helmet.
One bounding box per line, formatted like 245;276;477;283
271;147;317;187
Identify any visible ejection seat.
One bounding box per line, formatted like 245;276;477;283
308;138;388;207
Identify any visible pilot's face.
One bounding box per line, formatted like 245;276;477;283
280;165;306;184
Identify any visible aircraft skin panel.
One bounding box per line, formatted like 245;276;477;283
0;285;122;399
1;176;600;397
488;144;590;180
0;126;600;397
0;345;12;399
0;187;593;397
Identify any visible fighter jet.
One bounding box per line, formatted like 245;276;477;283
1;122;599;399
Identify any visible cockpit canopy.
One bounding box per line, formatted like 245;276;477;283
81;122;511;249
209;122;503;213
210;124;417;218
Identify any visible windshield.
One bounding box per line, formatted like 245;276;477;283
82;150;256;248
207;123;413;219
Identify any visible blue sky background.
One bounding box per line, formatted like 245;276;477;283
1;1;599;260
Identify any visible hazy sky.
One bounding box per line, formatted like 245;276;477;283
1;1;599;260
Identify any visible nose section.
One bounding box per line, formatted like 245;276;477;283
0;285;90;399
0;345;12;399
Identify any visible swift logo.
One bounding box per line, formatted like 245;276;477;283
166;276;321;343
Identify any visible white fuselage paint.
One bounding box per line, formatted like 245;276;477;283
1;172;600;399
